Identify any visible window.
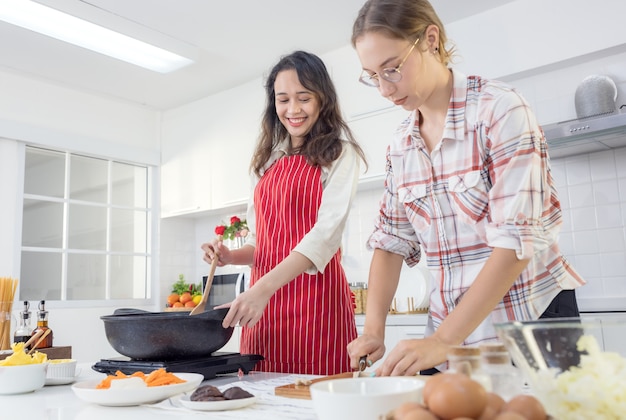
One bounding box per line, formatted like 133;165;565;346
20;146;153;301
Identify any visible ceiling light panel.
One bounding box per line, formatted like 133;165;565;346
0;0;194;73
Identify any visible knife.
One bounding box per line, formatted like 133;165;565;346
353;355;368;378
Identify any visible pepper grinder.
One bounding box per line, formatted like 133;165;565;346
13;301;32;347
32;300;53;349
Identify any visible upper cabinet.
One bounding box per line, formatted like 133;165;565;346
161;79;263;218
348;107;411;181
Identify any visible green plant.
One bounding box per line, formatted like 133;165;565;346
171;274;201;296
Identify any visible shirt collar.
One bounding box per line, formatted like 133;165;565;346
445;68;468;142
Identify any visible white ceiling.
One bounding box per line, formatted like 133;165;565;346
0;0;511;110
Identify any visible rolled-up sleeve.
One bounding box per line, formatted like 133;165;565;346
482;91;561;260
293;142;361;273
367;148;422;266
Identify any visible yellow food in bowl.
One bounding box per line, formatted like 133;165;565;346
0;342;47;366
49;358;74;364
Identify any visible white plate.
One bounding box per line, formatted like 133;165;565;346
179;394;257;411
46;376;76;386
71;372;203;406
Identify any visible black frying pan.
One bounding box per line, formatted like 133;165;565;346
100;307;234;360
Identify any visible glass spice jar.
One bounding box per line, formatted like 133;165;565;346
479;342;524;401
446;345;492;392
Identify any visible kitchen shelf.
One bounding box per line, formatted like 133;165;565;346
543;110;626;159
547;127;626;159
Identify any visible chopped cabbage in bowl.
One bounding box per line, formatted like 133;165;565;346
532;335;626;420
495;317;626;420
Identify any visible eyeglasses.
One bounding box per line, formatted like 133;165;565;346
358;38;420;88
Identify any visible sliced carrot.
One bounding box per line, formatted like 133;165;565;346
96;368;185;389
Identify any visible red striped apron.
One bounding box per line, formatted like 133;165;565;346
240;155;356;375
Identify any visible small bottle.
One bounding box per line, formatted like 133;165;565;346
13;301;32;347
447;345;492;392
32;300;53;349
479;342;524;401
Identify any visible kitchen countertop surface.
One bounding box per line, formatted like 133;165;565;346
1;362;318;420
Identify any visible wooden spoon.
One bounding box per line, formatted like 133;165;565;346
27;329;51;354
190;236;222;316
22;329;44;350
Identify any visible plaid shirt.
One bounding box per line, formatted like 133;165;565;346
368;69;585;345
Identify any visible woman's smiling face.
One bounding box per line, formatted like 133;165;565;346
274;69;320;147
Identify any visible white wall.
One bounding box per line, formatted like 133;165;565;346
0;68;162;362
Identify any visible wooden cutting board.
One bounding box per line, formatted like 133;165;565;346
275;372;369;400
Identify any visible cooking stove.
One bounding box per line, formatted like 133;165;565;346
92;352;263;380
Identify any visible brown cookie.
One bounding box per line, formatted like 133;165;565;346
223;386;254;400
190;384;224;401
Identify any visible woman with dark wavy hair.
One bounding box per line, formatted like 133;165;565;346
201;50;367;375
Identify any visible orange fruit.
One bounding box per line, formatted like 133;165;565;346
172;301;183;308
184;300;196;308
167;293;179;306
180;292;192;304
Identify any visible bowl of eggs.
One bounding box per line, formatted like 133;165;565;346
388;372;546;420
495;316;626;419
309;376;424;420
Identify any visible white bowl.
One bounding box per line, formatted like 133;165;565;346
0;363;49;395
46;359;77;385
310;376;425;420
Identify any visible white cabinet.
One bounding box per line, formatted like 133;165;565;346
324;45;410;183
355;314;428;369
160;79;263;218
348;108;411;181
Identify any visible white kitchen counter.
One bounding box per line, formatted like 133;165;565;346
355;313;428;326
1;363;317;420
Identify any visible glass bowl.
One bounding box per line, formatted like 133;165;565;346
494;316;626;419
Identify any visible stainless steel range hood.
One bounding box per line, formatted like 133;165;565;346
542;108;626;158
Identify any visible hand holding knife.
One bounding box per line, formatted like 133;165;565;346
353;355;373;378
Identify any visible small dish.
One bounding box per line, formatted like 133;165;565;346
46;376;77;386
179;394;257;411
46;359;77;385
71;372;203;406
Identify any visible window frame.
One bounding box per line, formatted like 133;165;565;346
19;145;158;308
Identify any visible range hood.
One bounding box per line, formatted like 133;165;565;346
542;107;626;158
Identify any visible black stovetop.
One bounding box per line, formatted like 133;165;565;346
92;352;263;380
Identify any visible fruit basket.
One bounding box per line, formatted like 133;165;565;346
165;274;202;310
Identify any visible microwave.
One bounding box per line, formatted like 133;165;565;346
201;272;248;307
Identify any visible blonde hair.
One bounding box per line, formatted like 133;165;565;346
352;0;455;66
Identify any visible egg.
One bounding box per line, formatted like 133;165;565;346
502;395;547;420
386;402;438;420
477;392;506;420
493;412;526;420
424;372;488;419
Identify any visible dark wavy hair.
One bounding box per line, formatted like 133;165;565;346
250;50;367;177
